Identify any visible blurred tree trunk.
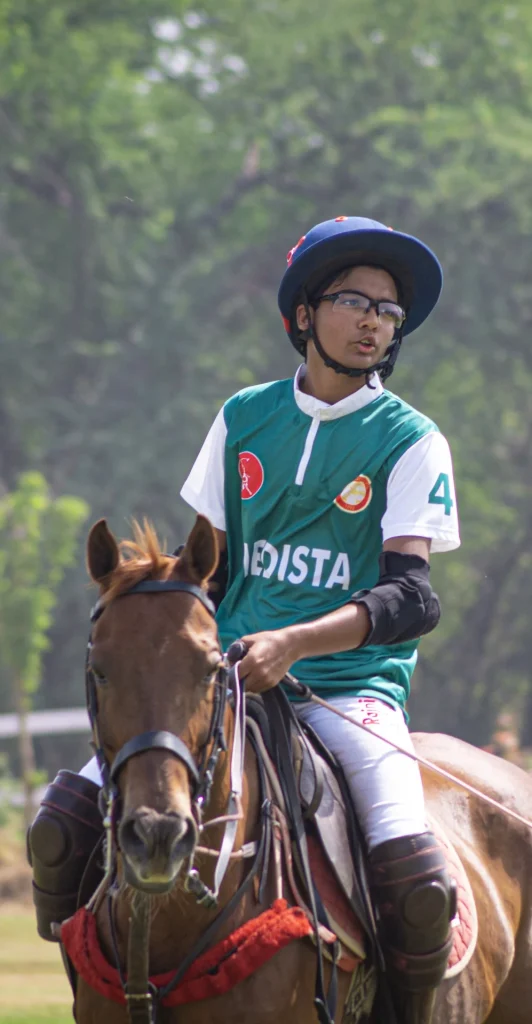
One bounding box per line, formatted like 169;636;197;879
14;680;36;830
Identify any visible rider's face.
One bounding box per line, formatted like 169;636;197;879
296;265;399;374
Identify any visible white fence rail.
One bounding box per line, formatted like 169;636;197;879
0;707;90;740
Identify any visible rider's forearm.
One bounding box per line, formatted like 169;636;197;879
283;602;371;662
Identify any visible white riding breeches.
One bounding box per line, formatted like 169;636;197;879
79;694;426;853
296;695;426;852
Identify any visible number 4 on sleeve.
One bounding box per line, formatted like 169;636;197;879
428;472;454;517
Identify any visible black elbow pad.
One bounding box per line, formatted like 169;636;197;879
352;550;441;647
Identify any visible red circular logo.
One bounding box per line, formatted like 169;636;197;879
238;451;264;500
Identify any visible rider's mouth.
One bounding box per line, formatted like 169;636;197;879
352;339;377;354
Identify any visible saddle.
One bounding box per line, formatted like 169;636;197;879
245;690;478;982
245;689;373;965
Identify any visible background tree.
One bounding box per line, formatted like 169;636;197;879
0;473;88;822
1;0;532;770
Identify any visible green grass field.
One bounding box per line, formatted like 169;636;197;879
0;907;74;1024
0;1013;73;1024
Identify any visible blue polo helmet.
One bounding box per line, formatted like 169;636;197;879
278;216;443;347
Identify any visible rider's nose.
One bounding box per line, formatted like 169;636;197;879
358;305;379;328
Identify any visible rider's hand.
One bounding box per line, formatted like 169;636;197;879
237;629;298;694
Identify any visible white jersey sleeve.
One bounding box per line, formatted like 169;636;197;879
381;432;460;553
180;406;227;530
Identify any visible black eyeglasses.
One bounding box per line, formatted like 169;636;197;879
314;290;406;329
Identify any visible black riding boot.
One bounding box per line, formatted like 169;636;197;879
27;770;104;941
369;831;457;1024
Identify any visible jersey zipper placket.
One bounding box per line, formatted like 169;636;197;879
294;416;321;486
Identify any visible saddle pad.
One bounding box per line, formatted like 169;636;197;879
307;832;366;971
307;824;477;979
299;738;365;922
426;815;479;979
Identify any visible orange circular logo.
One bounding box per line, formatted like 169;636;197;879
239;451;264;499
334;475;372;514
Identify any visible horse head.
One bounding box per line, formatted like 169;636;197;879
86;514;222;895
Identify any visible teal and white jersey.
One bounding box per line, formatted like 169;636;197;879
181;367;460;711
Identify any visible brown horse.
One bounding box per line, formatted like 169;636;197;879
74;513;532;1024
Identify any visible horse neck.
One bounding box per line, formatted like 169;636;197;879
104;702;261;972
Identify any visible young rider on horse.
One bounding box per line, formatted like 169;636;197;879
28;217;460;1024
179;216;461;1024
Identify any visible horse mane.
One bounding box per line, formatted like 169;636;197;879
104;519;176;603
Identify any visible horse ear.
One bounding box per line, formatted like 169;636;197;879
179;514;219;585
87;519;120;585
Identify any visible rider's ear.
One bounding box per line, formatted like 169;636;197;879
295;303;310;332
87;519;120;586
178;514;219;585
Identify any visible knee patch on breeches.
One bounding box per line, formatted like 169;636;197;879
27;770;104;940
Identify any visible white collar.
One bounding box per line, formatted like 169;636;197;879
293;364;384;421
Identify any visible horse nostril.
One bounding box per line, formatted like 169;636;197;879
119;809;191;864
133;814;151;846
120;814;151;860
158;814;189;856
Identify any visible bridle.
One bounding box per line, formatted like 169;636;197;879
85;578;249;902
87;580;226;824
84;577;264;1024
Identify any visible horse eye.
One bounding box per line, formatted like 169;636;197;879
91;665;107;685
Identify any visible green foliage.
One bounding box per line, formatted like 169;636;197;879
1;0;532;750
0;473;88;704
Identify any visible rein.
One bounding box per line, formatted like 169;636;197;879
226;641;532;835
84;579;259;1024
281;676;532;834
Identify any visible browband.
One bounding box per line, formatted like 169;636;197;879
90;580;215;623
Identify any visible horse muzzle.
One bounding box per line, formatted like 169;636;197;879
118;807;197;894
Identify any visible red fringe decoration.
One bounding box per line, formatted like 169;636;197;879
61;899;312;1007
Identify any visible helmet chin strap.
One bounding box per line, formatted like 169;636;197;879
302;292;403;383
